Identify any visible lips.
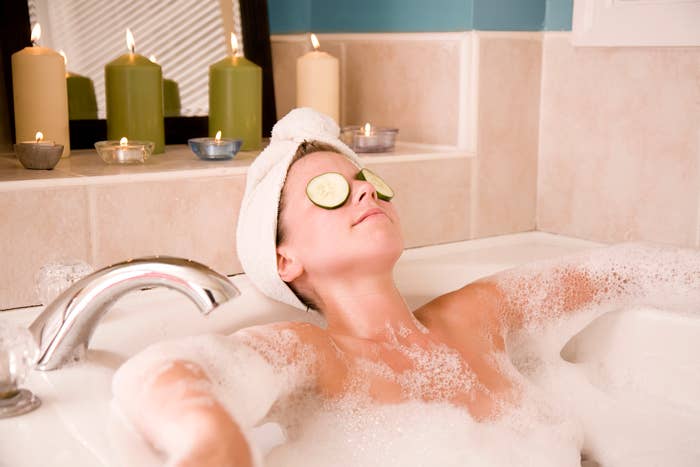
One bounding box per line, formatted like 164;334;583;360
353;207;386;226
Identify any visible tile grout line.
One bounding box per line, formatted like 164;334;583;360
87;185;99;267
468;32;481;239
534;32;552;232
696;129;700;247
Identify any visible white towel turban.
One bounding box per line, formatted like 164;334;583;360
236;108;363;311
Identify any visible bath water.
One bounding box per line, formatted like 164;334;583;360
111;243;700;466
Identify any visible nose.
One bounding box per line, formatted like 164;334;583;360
352;178;378;205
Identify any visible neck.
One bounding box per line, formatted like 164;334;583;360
317;272;421;342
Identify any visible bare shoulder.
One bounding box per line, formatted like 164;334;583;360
234;321;338;366
414;280;506;351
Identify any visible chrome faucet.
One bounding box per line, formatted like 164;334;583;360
28;257;240;371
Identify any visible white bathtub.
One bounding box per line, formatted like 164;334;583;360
1;232;697;466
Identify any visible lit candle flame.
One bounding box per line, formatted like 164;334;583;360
59;50;67;65
363;122;372;136
126;28;135;53
149;55;157;63
35;131;44;143
310;33;320;50
120;137;128;147
31;23;42;45
230;33;239;56
215;130;222;142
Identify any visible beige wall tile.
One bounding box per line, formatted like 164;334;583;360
90;175;245;275
0;186;91;309
272;37;461;145
365;157;471;248
472;34;542;238
537;35;700;246
342;39;460;144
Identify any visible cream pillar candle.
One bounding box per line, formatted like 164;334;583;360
11;24;70;157
296;33;339;123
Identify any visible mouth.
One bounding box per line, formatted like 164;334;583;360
353;208;387;226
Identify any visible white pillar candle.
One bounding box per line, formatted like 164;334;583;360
296;33;339;123
11;24;70;157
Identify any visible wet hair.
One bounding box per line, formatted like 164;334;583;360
276;140;340;311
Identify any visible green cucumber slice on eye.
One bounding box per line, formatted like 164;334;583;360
356;168;394;201
306;172;350;209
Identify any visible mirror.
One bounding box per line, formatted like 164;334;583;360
0;0;275;148
28;0;246;119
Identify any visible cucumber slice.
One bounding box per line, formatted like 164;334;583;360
306;172;350;209
356;168;394;201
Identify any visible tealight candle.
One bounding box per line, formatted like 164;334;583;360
15;131;64;170
341;123;399;153
94;137;154;164
188;130;243;161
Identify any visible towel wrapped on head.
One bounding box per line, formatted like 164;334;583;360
236;108;363;311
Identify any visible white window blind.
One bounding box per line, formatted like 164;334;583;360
28;0;244;117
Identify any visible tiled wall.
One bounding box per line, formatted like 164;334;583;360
271;32;542;238
271;34;462;145
0;153;472;309
537;34;700;247
272;30;700;249
6;29;696;309
471;33;541;237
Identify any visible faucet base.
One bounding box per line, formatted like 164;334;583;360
0;389;41;418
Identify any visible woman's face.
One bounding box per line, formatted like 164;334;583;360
277;151;404;281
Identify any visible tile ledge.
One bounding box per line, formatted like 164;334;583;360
0;142;473;191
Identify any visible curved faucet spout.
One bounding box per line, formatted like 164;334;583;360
28;257;240;371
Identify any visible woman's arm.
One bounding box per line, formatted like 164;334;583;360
474;242;700;334
121;359;255;467
112;326;321;466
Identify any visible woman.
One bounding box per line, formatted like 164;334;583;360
112;109;699;467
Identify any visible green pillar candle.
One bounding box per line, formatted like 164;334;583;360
105;32;164;154
163;78;181;117
209;35;261;151
66;72;97;120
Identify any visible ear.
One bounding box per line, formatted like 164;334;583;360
276;245;304;282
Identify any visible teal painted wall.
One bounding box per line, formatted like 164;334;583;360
267;0;573;34
268;0;311;34
473;0;545;31
310;0;473;32
544;0;573;30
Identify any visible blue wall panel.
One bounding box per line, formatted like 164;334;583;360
309;0;473;32
544;0;573;30
267;0;573;34
473;0;545;30
268;0;312;33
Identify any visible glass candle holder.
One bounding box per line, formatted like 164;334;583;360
188;137;242;161
94;139;154;164
341;125;398;153
14;141;64;170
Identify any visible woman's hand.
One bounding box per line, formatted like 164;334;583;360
168;404;254;467
116;359;255;467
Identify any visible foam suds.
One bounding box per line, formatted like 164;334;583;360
111;243;700;467
497;243;700;466
265;392;582;467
